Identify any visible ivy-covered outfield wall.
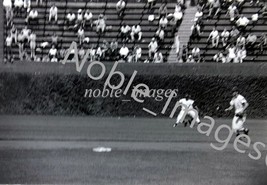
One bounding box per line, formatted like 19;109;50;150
0;72;266;118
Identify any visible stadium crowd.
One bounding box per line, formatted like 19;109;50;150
3;0;267;63
186;0;267;63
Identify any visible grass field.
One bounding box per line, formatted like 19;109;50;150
0;115;267;184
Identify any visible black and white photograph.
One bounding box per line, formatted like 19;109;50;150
1;0;267;184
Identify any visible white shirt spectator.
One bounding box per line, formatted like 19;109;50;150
121;25;131;33
67;13;76;21
84;11;93;20
29;10;38;19
236;16;249;26
132;25;141;34
49;5;58;21
153;52;163;63
77;9;83;21
3;0;12;8
49;48;57;56
194;10;203;21
120;46;129;57
14;0;23;7
252;13;258;22
148;40;158;52
209;30;219;39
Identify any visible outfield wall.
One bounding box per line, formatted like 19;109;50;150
0;62;266;118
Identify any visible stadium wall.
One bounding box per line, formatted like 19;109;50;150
0;63;266;118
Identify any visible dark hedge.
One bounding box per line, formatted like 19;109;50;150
0;73;266;118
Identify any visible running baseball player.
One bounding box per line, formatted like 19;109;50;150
173;94;201;127
225;87;249;136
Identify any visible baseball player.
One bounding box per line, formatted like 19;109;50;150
173;94;201;127
225;87;249;136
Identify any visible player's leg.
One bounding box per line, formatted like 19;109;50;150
232;116;239;136
237;114;249;135
188;111;201;126
173;110;185;127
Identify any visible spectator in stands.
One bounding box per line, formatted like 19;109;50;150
29;31;36;60
190;21;201;40
251;12;258;26
24;0;31;12
17;31;26;61
226;3;238;22
36;0;43;6
5;33;12;63
51;33;58;47
147;0;157;12
3;0;12;12
207;27;219;48
229;26;240;43
21;26;31;42
148;37;158;59
155;27;165;42
96;46;103;61
76;9;84;27
51;55;58;63
186;55;195;63
14;0;24;15
246;33;257;49
236;34;246;48
49;3;58;22
227;44;236;63
208;0;221;18
116;0;126;17
131;24;142;42
153;50;163;63
174;33;180;56
89;45;96;62
101;40;109;60
119;43;129;60
192;47;201;62
95;14;106;35
127;52;135;63
10;24;18;44
110;39;118;60
257;33;267;53
84;10;93;28
134;45;142;63
221;28;230;47
194;7;203;22
213;52;227;63
236;47;246;63
120;23;131;42
49;45;57;62
66;11;76;29
173;4;183;25
236;14;249;32
77;27;85;45
181;45;188;62
3;0;13;26
78;46;85;60
27;9;38;24
261;3;267;24
158;3;168;19
159;16;168;29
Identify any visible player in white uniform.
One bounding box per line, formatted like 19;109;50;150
173;94;201;127
225;87;249;136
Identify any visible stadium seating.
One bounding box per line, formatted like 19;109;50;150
188;1;267;62
4;0;178;63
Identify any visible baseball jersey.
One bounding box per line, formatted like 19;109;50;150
230;94;247;114
179;98;194;110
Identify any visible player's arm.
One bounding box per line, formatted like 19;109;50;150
225;103;233;112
